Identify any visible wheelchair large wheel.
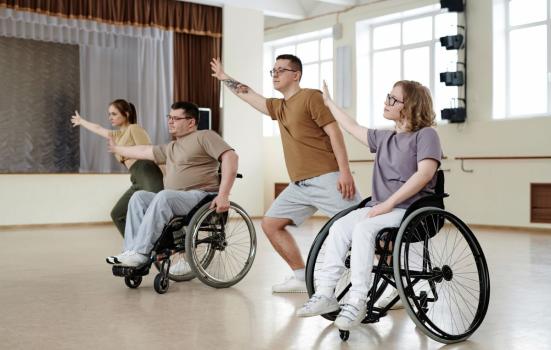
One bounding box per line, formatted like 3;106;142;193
185;201;256;288
305;206;389;322
393;207;490;344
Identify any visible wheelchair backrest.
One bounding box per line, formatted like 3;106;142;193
400;170;446;242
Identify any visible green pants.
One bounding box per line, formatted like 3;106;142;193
110;160;164;236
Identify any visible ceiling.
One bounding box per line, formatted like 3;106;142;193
181;0;381;29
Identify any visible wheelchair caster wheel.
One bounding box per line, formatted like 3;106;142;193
339;330;350;341
154;273;169;294
124;276;142;289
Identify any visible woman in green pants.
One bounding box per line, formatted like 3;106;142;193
71;99;164;236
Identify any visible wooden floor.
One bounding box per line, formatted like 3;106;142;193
1;219;550;350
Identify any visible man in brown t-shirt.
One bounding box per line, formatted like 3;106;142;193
105;101;238;267
211;54;361;293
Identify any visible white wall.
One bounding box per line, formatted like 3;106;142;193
0;174;129;226
263;0;551;229
221;5;265;216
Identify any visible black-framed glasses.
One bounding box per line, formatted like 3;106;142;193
386;93;404;106
166;114;193;122
269;68;297;77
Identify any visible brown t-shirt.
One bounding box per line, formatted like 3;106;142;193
266;88;339;182
110;124;152;163
152;130;233;191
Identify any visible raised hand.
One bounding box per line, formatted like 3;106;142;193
70;110;83;127
322;80;333;107
210;58;229;81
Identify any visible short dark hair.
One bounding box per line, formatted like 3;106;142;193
171;101;199;126
276;54;302;80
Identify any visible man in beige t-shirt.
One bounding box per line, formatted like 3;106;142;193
211;54;361;293
105;101;238;267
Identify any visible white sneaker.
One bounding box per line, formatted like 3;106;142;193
169;259;191;275
105;250;130;264
376;290;404;310
334;299;367;330
296;294;340;317
272;276;307;293
117;251;149;267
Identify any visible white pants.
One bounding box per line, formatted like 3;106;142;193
316;206;406;301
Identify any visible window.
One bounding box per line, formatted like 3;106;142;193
263;29;333;136
494;0;550;119
357;6;459;128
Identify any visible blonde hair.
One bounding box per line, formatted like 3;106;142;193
394;80;435;132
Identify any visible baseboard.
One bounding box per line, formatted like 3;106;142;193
468;224;551;234
0;221;113;231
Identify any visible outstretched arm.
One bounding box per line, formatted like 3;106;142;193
210;58;269;115
210;150;239;213
71;111;110;139
322;81;368;146
107;137;155;161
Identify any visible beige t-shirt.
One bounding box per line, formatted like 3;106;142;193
110;124;152;163
152;130;233;191
266;88;339;182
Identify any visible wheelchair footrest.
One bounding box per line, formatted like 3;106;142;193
362;307;387;324
112;264;150;277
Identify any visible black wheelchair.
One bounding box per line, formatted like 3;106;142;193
112;192;257;294
305;170;490;343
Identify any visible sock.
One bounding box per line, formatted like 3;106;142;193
293;268;305;281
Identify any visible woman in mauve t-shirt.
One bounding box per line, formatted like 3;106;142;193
296;80;442;331
70;99;163;236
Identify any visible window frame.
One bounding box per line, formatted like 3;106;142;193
358;7;459;128
503;0;551;119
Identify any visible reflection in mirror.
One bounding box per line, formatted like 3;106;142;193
0;36;79;173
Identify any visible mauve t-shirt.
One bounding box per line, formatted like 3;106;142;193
366;127;443;209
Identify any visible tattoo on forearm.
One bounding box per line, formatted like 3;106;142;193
223;79;249;94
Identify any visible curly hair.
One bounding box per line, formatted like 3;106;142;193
394;80;435;132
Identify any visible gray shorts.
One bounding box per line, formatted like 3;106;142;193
265;171;362;226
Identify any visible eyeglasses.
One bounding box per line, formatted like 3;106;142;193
166;114;193;122
386;94;404;106
269;68;297;77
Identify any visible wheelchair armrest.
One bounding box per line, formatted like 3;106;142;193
358;196;372;208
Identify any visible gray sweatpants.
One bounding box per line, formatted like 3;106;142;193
123;189;208;254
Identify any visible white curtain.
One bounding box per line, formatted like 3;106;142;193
0;7;173;172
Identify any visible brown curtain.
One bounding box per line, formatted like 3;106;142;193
0;0;222;37
174;33;221;132
1;0;223;131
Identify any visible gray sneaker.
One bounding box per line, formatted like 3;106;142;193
296;294;340;317
334;299;367;330
117;251;149;267
272;276;307;293
105;250;130;265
